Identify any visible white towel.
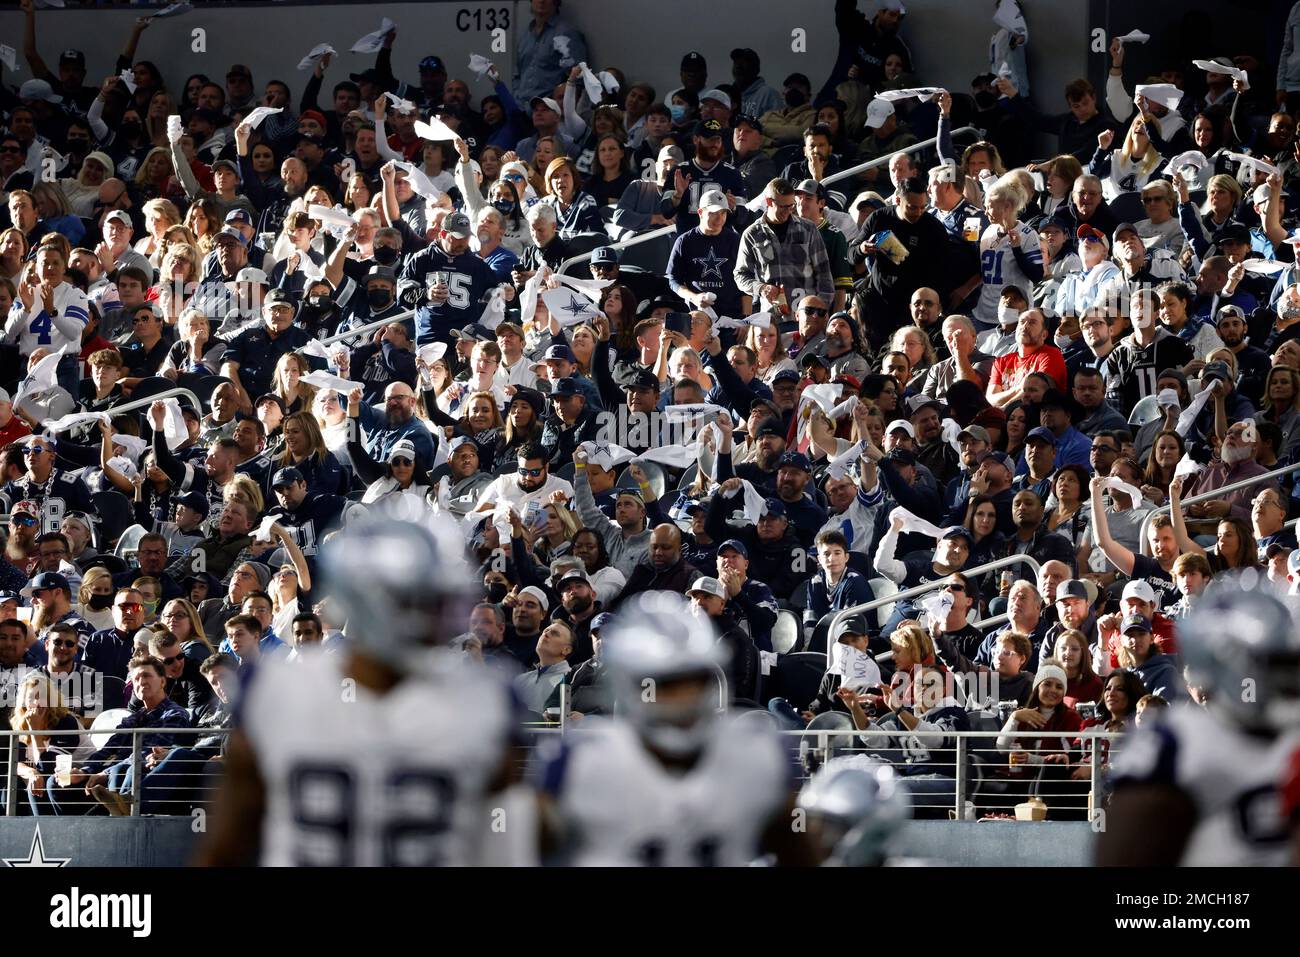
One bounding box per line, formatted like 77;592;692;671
41;411;112;433
662;403;730;425
297;43;337;72
1173;454;1203;480
1134;83;1182;111
351;17;396;54
160;398;188;452
468;54;494;81
417;343;448;366
414;117;460;143
828;394;859;421
151;2;193;18
391;160;444;201
874;87;943;103
307;204;358;231
890;506;949;542
14;346;70;407
520;267;549;323
1225;152;1280;178
1103;476;1145;507
478;287;508;331
118;69;138;95
253;515;279;543
0;46;18;73
1175;382;1216;435
242;106;284;130
541;287;601;327
578;62;619;105
993;0;1028;36
301;371;364;394
553;273;612;302
384;92;417;115
299;338;333;361
798;383;844;417
941;417;963;455
826;441;864;481
579;441;636;472
1193;58;1249;87
1116;29;1150;44
113;434;149;464
637;444;700;469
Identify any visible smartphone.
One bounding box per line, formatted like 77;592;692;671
663;310;693;336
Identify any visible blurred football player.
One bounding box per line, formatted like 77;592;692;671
1097;584;1300;865
797;757;912;867
535;593;815;866
196;517;523;866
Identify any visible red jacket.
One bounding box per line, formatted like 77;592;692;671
1105;612;1177;669
0;415;32;449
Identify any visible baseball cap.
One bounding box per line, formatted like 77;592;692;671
681;52;707;71
451;323;494;342
224;209;253;227
773;369;801;385
884;447;916;466
1056;579;1090;602
1113;222;1140;241
657;144;686;164
59;50;86;66
718;539;749;558
730;47;760;64
1201;360;1233;384
734;113;764;134
832;614;872;642
795;179;827;202
19;79;61;104
175;491;209;518
28;572;70;594
104;209;132;228
1216;304;1247;324
957;425;990;445
543;344;577;364
591;246;619;265
887;419;915;437
227;64;253;79
761;498;787;519
800;353;831;370
214;226;247;246
687;576;728;600
264;288;293;308
271;466;305;488
530;96;561;114
299;109;328;129
550;376;582;397
448;435;478;455
622;369;660;392
236;267;268;284
942;526;975;547
983;450;1013;471
864;97;895;129
590;612;615;633
698;189;729;213
1076;224;1108;247
442;212;472;238
1121;613;1153;635
777;450;812;473
211;158;239;176
518;585;549;612
699;88;732;109
1121;580;1156;605
556;568;591;591
255;393;288;415
754;420;786;439
419;56;446;72
907;395;944;417
694;118;725;138
1025;426;1058;447
1213;223;1251;246
366;264;397;284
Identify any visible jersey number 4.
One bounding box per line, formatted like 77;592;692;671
29;311;53;346
289;764;458;866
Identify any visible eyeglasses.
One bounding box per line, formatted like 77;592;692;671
0;146;23;154
161;611;185;620
1141;197;1166;204
23;447;50;456
944;583;966;592
518;466;545;477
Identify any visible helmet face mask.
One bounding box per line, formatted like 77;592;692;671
797;758;911;867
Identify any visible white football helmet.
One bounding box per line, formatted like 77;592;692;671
797;756;912;867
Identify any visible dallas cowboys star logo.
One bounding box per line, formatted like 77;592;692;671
559;293;592;318
4;824;70;867
693;247;728;280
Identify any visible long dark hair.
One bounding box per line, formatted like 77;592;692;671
1097;669;1147;725
573;526;610;572
491;178;526;232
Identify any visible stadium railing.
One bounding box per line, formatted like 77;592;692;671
101;386;204;421
554;127;981;278
828;554;1044;655
3;723;1119;822
1135;462;1297;556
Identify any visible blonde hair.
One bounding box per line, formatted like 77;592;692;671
77;565;115;605
1203;174;1243;215
223;473;265;518
161;597;213;654
889;621;936;665
9;673;72;750
985;175;1026;215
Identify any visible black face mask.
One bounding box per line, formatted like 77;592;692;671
784;89;809;109
974;91;998;112
373;245;399;266
88;592;114;610
66;139;90;157
306;294;335;314
367;288;393;310
484;582;508;603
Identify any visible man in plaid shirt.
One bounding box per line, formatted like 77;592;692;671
733;177;834;312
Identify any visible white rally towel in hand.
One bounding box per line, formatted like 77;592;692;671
828;394;859;421
578;62;619;105
298;43;337;71
165;114;185;145
468;54;494;81
252;515;279;544
160;398;188;451
997;61;1015;81
874;87;944;103
299;338;333;361
242;106;284;130
392;160;444;201
579;440;636;471
150;2;194;18
1194;58;1249;88
553;272;612;302
553;35;573;67
890;506;949;542
1103;476;1145;507
724;478;768;522
662;403;730;426
112;434;149;464
478;287;508;331
1164;149;1208;179
41;411;111;434
308;204;358;232
1173;454;1203;480
352;17;396;54
541;287;602;327
1135;83;1182;111
417;342;448;366
826;441;864;481
829;642;883;691
919;589;955;628
106;455;138;482
384;92;417;115
1225;152;1280;178
798;383;845;418
14;346;69;406
1117;29;1150;45
0;46;17;73
993;0;1028;37
519;267;549;323
940;418;963;455
414;116;460;142
1243;259;1290;276
1176;382;1216;435
301;370;365;395
118;69;138;94
637;443;700;470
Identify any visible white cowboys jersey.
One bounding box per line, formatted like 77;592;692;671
541;715;792;866
1111;705;1300;866
974;222;1042;326
242;651;518;866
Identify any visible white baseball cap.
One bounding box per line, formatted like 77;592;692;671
103;210;132;228
1121;579;1156;605
698;189;729;213
236;267;268;284
687;576;727;600
886;419;915;437
699;88;732;110
864;97;895;130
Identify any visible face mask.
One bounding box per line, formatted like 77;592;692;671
142;600;159;618
784;89;809;109
306;294;334;314
998;304;1020;327
484;582;508;603
476;229;492;245
1054;334;1073;350
368;288;393;310
669;104;687;123
372;245;399;266
492;199;514;215
88;593;113;610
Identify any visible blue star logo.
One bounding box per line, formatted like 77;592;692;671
560;293;590;317
693;247;728;280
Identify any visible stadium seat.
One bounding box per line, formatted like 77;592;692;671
114;524;148;561
866;577;899;623
772;609;801;654
771;651;827;711
91;489;135;550
1107;191;1144;224
807;611;836;654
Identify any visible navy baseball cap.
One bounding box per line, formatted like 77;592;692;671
761;498;787;519
272;466;305;488
623;369;660;392
777;450;812;473
942;526;974;547
551;377;582;397
175;491;210;517
591;246;619;265
419;56;446;72
544;344;577;363
694;118;725;138
1122;613;1153;634
718;538;749;558
590;612;616;633
264;288;293;307
451;323;494;341
681;52;707;71
443;212;472;238
734;113;764;134
29;572;70;593
224;209;252;227
773;368;801;385
1025;426;1058;447
983;450;1014;470
884;447;917;466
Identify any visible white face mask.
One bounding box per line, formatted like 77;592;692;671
1054;334;1074;350
998;304;1020;327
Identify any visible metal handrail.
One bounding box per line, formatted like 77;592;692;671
1135;461;1295;556
553;127;980;278
90;386;204;420
829;553;1042;648
315;308;418;348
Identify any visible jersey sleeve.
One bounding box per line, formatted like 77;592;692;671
1109;720;1180;790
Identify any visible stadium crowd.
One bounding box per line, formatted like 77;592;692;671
0;0;1297;821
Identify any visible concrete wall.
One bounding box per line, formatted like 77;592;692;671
0;1;1088;123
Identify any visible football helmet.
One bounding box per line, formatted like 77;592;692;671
797;756;912;867
601;593;725;758
317;514;472;672
1179;581;1300;733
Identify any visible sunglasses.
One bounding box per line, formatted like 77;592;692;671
160;652;185;666
944;583;966;592
390;457;413;467
50;639;78;650
801;307;829;317
115;602;143;612
12;516;36;527
23;447;50;455
0;146;23;154
518;466;545;477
